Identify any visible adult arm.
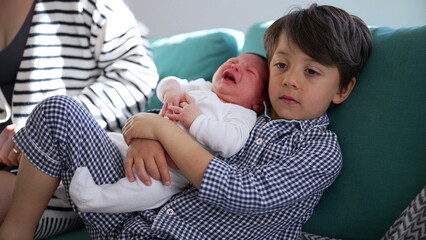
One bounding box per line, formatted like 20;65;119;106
74;0;159;131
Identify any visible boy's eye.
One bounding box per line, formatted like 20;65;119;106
306;68;319;75
274;62;287;69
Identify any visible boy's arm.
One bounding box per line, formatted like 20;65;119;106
198;129;343;216
124;138;172;186
123;113;213;188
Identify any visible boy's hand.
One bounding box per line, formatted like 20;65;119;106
167;93;202;129
124;138;171;186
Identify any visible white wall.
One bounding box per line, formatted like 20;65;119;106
124;0;426;38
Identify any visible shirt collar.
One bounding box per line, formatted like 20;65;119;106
262;105;330;131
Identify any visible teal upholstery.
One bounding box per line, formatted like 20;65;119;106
240;20;273;56
49;23;426;240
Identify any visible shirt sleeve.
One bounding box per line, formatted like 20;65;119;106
156;76;187;103
73;0;159;132
156;77;210;103
198;128;343;216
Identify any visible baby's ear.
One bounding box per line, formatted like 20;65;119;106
252;102;265;113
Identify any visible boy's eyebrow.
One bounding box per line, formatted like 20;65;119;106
274;50;318;63
274;51;288;57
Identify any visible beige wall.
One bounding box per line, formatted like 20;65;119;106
124;0;426;38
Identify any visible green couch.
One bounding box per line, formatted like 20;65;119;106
49;22;426;240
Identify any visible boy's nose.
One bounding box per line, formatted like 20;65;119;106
281;71;299;89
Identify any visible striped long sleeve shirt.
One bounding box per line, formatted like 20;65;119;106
4;0;158;132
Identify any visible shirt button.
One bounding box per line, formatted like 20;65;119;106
256;138;263;144
166;209;175;215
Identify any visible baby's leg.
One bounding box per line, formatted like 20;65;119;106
70;167;188;213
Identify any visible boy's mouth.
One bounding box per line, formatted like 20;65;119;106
280;95;299;104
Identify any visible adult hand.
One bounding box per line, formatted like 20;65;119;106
124;138;172;186
0;124;23;166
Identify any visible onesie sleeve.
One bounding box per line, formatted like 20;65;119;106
189;105;257;158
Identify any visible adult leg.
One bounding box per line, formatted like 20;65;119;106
0;171;16;224
0;156;60;240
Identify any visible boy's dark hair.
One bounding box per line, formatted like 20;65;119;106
264;4;372;90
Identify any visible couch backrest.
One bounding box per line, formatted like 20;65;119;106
148;22;426;240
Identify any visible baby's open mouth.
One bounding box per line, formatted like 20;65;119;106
223;71;236;83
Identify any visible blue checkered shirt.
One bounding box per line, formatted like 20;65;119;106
131;111;343;239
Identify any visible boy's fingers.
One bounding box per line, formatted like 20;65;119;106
156;154;171;186
144;157;161;181
134;158;152;186
124;156;136;182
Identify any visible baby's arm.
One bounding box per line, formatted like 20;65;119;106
157;77;187;117
168;99;256;157
166;93;202;129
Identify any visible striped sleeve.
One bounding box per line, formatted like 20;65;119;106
75;0;159;131
13;0;159;132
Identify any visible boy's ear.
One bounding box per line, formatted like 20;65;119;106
252;102;265;113
332;77;357;104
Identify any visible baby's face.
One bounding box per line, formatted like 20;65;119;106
211;53;268;111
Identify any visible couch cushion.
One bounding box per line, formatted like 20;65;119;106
147;29;244;109
240;21;272;56
302;26;426;239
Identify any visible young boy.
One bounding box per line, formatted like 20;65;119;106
0;4;372;239
69;53;269;213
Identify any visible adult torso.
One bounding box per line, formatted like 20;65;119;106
0;0;35;131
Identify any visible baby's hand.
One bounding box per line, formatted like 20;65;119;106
124;138;171;186
167;93;202;129
160;91;186;118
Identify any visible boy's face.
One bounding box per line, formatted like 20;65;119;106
211;53;268;112
269;34;354;120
